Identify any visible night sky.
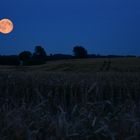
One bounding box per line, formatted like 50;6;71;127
0;0;140;55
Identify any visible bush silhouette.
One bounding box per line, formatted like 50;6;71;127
19;51;32;65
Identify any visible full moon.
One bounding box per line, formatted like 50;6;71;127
0;19;13;34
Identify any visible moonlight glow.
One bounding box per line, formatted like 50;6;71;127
0;18;13;34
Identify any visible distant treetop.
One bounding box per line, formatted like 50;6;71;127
73;46;88;58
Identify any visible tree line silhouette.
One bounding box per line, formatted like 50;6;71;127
0;45;137;66
0;46;88;65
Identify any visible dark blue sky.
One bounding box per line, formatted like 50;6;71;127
0;0;140;55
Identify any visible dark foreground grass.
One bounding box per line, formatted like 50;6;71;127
0;71;140;140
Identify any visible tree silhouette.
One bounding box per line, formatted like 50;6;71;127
33;46;47;58
73;46;88;58
32;46;47;64
19;51;32;65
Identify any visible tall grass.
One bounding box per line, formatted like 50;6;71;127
0;71;140;140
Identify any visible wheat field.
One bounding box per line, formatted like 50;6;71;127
0;58;140;140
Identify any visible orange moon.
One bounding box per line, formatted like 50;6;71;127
0;19;13;34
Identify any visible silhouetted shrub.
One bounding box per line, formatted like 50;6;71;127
19;51;32;65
